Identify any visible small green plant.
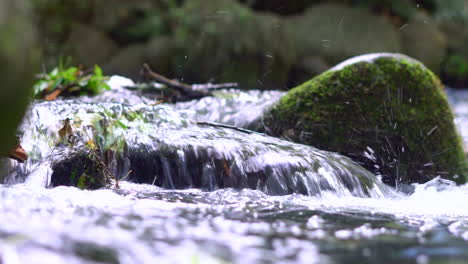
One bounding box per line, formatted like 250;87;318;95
442;54;468;79
34;62;110;100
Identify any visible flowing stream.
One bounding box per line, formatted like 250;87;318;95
0;77;468;264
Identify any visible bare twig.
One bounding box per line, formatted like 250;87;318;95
141;63;211;99
196;121;254;134
191;82;238;91
141;63;238;99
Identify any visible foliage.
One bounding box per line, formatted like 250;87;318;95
34;62;110;99
442;54;468;79
432;0;468;23
89;109;130;155
52;107;143;189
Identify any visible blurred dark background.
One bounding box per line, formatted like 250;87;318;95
31;0;468;89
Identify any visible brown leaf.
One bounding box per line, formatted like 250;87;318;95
58;118;73;144
44;89;62;101
223;160;231;177
9;144;28;163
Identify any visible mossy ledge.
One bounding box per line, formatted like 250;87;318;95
263;53;468;186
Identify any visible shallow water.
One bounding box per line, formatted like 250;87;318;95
1;81;468;264
2;180;468;264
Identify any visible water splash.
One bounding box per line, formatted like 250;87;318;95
7;97;392;198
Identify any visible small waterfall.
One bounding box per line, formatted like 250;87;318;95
4;87;395;198
175;89;285;128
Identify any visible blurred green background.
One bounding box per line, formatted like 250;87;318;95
31;0;468;89
0;0;38;156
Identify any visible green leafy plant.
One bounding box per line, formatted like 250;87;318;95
34;62;110;100
442;54;468;79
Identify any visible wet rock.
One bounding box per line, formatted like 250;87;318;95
400;13;447;73
145;36;178;77
33;101;390;196
263;53;468;186
288;56;331;87
50;149;110;190
287;3;402;65
64;23;119;67
0;0;39;157
103;44;147;80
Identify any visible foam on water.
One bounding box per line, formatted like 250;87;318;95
1;77;467;263
1;178;468;263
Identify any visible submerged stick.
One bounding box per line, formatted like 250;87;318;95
191;82;238;91
196;121;254;134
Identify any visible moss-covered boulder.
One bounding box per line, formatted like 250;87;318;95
0;0;38;156
263;53;467;186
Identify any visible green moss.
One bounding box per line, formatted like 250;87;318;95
50;150;110;190
264;54;467;186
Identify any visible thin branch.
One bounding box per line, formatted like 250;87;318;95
141;63;238;99
196;121;254;134
141;63;211;99
191;82;238;91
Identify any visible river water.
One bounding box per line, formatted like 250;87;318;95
0;78;467;264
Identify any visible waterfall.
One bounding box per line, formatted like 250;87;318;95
3;85;395;198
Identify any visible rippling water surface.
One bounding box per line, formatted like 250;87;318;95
0;81;467;264
2;180;468;264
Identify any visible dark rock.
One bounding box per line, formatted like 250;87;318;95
238;0;318;15
64;23;119;67
90;0;158;33
288;56;331;87
400;13;447;73
173;0;294;89
145;36;178;77
286;3;402;65
103;44;147;80
50;150;110;190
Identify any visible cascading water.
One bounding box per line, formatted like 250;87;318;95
1;77;468;264
5;93;392;197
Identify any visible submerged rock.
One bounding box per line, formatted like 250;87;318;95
263;53;467;186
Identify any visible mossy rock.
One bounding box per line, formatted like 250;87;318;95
0;0;38;156
50;150;110;190
263;53;467;186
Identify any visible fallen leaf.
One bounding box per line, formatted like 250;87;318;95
9;144;28;163
44;89;62;101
